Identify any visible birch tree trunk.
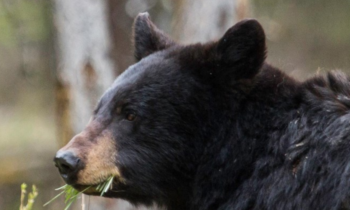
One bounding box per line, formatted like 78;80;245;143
54;0;115;139
173;0;250;43
53;0;119;209
54;0;153;208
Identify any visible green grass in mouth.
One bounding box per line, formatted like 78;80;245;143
44;176;114;210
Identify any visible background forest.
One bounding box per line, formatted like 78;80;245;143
0;0;349;209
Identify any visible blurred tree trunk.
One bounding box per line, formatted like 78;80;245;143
53;0;120;209
173;0;250;43
54;0;116;141
54;0;150;209
107;0;135;75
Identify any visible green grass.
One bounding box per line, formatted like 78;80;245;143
96;176;114;196
20;183;38;210
44;176;114;210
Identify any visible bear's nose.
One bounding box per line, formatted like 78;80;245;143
54;150;82;184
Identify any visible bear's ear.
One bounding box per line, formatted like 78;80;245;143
216;19;266;79
133;12;175;61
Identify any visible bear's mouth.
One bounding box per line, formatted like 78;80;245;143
71;178;125;197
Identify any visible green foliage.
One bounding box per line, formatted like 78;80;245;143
96;176;114;196
44;185;88;210
20;183;38;210
0;0;49;47
44;176;115;210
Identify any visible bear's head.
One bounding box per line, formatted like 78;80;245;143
54;13;266;207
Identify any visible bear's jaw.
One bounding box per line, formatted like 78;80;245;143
74;182;159;207
72;180;123;197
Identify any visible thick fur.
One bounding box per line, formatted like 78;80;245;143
58;13;350;210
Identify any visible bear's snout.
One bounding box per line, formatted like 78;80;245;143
54;150;83;184
54;122;121;186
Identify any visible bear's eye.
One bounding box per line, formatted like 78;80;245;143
116;106;122;114
126;113;136;121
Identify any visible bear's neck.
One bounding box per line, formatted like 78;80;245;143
190;64;303;210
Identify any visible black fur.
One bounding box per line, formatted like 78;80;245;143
92;14;350;210
133;12;175;61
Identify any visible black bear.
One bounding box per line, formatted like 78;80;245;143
54;13;350;210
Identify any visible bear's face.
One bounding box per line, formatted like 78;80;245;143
56;46;208;204
54;13;266;206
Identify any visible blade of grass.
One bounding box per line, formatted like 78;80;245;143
100;176;114;196
56;185;68;190
64;200;75;210
20;183;27;210
43;190;65;206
